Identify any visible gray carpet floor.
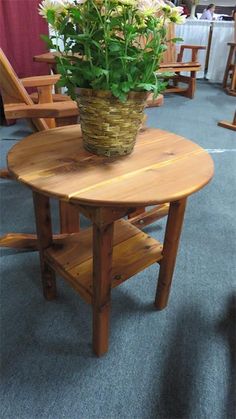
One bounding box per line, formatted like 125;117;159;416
0;81;236;419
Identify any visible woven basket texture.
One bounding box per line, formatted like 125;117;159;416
77;88;148;157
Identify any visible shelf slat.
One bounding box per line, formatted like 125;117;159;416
45;220;163;304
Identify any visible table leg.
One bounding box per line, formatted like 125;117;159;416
33;191;57;300
155;198;187;310
92;222;114;356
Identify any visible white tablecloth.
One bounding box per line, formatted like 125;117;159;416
175;20;211;78
206;21;235;83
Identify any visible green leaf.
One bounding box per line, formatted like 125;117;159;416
170;37;183;43
121;81;131;93
46;9;56;26
109;43;121;52
136;83;155;91
70;7;82;22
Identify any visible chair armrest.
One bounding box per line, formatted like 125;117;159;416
177;45;206;63
159;62;201;72
4;101;78;120
180;45;206;50
20;74;61;88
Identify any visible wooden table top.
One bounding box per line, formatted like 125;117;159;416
7;126;214;207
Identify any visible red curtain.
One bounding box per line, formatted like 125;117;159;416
0;0;49;77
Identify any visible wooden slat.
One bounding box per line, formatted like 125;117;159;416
0;232;81;250
159;62;201;70
0;233;39;250
4;101;78;119
163;87;187;94
20;75;60;87
30;92;71;103
45;220;163;304
129;204;169;228
46;220;141;270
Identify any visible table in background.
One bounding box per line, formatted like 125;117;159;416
7;126;214;356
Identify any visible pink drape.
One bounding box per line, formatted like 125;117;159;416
0;0;49;77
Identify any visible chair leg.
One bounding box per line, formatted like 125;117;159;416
33;191;57;300
92;222;114;356
186;74;196;99
155;198;187;310
223;45;235;89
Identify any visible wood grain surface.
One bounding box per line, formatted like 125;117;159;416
7;125;214;207
45;219;163;305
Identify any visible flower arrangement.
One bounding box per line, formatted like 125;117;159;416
39;0;185;102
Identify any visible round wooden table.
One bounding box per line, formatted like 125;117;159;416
7;125;214;356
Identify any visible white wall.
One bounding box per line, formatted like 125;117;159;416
199;0;235;5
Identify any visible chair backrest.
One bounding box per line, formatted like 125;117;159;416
0;48;49;131
139;24;176;64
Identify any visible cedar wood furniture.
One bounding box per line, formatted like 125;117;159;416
0;48;80;248
218;111;236;132
222;42;236;97
0;49;78;133
158;23;206;99
0;48;167;252
7;125;214;356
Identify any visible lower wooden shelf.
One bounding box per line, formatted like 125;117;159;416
45;219;163;304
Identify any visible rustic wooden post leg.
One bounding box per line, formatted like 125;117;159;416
92;222;114;356
187;72;196;99
155;198;187;310
223;45;234;88
59;201;80;234
33;191;57;300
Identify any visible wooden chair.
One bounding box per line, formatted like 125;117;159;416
0;48;78;132
0;48;80;250
222;42;236;97
158;24;206;99
218;111;236;132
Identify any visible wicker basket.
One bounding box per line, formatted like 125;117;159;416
77;88;148;157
